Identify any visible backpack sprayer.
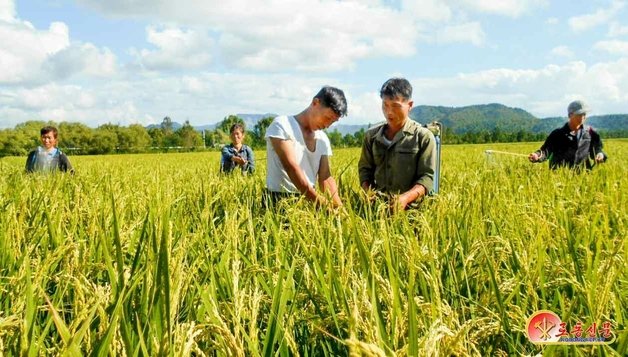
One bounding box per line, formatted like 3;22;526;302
424;121;442;195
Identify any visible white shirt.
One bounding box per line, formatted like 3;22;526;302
265;115;332;193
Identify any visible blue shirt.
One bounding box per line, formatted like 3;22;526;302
220;144;255;174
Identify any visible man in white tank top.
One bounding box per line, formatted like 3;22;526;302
265;86;348;208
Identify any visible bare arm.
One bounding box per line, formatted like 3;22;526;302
394;183;427;210
270;137;326;205
318;155;342;207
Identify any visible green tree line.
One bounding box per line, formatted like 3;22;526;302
0;115;276;157
2;117;626;157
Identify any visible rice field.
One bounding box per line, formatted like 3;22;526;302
0;140;626;356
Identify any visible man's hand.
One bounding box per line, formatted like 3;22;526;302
392;184;426;212
232;156;247;166
528;152;541;162
595;153;605;163
390;193;413;212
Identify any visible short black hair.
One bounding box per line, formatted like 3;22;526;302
230;123;245;134
380;78;412;100
314;86;348;117
41;126;58;138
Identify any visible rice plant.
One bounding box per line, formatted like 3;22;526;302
0;140;625;356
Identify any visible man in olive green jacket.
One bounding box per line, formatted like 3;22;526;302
358;78;436;210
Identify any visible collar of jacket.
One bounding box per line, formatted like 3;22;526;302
374;119;416;147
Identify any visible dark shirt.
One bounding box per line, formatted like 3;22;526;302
535;123;606;170
25;147;74;173
220;144;255;174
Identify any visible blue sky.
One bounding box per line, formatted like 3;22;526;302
1;0;627;128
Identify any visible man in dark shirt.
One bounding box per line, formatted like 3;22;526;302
529;100;607;170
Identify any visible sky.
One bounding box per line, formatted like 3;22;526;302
1;0;627;129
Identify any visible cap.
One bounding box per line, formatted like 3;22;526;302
567;100;589;115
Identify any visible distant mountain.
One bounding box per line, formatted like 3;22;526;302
411;103;537;134
586;114;628;131
410;103;628;133
146;106;627;135
145;122;183;131
327;124;370;136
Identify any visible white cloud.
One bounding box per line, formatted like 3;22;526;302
343;91;384;125
458;0;548;17
44;43;118;79
0;0;117;85
401;0;452;22
608;21;628;36
411;60;628;117
133;25;213;70
0;20;69;84
0;83;145;126
435;22;486;46
77;0;422;72
3;59;628;129
4;0;628;130
594;40;628;55
77;0;550;71
568;0;625;33
0;73;348;128
0;0;16;22
550;45;574;59
13;84;96;110
214;1;418;72
546;17;559;25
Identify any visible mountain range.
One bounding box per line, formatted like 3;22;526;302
147;105;628;136
408;103;628;134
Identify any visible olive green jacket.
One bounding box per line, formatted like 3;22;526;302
358;120;436;194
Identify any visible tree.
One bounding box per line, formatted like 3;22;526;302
14;120;48;149
343;133;357;147
218;115;245;134
206;130;228;148
0;129;31;156
90;127;119;154
128;124;151;151
116;124;151;152
163;131;181;149
327;129;343;148
353;128;366;146
148;127;164;148
251;116;275;148
58;122;93;154
161;116;174;134
177;120;202;149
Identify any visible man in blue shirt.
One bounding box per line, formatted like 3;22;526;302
220;123;255;174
